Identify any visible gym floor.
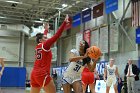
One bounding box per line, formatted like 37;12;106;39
0;88;64;93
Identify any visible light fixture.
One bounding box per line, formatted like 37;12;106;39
62;4;68;8
55;7;63;10
40;18;44;21
82;8;89;11
34;20;43;23
0;16;6;18
6;0;22;4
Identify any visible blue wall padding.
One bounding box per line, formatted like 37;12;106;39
0;67;26;87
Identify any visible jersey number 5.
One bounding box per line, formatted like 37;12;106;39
73;65;81;72
36;49;42;60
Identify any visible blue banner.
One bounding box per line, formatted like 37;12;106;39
96;61;108;75
72;13;81;27
52;67;62;76
136;27;140;44
0;67;26;87
105;0;118;14
82;8;91;23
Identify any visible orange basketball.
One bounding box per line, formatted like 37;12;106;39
88;46;102;59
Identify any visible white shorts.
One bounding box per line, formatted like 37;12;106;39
106;77;117;87
61;75;81;84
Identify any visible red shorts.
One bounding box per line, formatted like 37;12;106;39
81;68;94;85
30;71;52;87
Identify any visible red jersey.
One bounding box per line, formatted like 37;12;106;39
32;21;66;77
32;43;52;77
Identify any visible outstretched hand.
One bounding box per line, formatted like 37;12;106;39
65;14;70;23
44;23;50;30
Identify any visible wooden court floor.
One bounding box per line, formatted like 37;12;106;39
0;88;63;93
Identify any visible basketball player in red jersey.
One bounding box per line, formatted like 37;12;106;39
0;57;4;78
80;41;99;93
30;15;69;93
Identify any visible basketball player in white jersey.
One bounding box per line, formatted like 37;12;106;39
62;49;87;93
62;48;100;93
104;58;121;93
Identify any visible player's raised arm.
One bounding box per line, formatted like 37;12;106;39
43;23;49;35
43;15;69;50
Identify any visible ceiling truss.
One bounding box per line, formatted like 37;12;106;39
0;0;97;27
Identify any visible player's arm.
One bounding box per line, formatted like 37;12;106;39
0;58;5;76
69;52;88;62
94;69;100;79
104;66;107;82
115;67;120;78
85;48;101;72
84;49;100;72
115;66;121;83
69;56;86;62
87;58;99;72
43;22;50;35
43;15;69;50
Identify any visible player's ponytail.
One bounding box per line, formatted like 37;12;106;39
36;33;44;44
83;40;89;54
83;40;91;66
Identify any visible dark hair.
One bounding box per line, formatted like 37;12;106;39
83;40;89;54
36;33;44;44
82;40;91;66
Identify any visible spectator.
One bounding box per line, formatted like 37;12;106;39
124;59;140;93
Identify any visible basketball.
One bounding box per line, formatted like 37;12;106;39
87;46;102;59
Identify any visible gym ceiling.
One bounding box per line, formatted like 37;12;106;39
0;0;97;27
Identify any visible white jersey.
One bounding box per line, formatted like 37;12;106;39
62;49;84;84
62;61;84;84
106;65;116;78
106;65;117;86
63;61;84;77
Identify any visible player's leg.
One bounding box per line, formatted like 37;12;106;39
30;72;41;93
43;79;56;93
82;84;88;93
81;69;88;93
72;80;82;93
89;83;95;93
30;87;41;93
62;83;71;93
81;69;90;93
113;84;118;93
61;77;72;93
81;76;88;93
106;78;111;93
113;78;118;93
87;71;95;93
92;79;96;93
106;86;110;93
